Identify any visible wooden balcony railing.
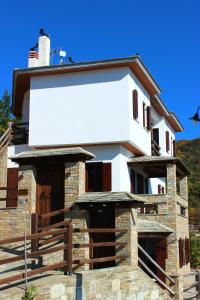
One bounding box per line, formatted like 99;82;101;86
151;139;161;156
11;122;29;145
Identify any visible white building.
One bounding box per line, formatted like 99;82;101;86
9;31;183;196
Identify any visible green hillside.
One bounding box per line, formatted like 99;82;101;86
176;138;200;208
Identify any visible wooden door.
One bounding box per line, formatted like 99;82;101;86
89;207;115;269
156;239;167;283
36;165;64;225
6;168;18;208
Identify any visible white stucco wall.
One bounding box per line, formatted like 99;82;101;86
29;68;130;147
127;70;151;155
27;67;155;155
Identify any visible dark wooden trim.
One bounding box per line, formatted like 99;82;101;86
40;207;72;220
133;89;138;119
74;228;127;233
39;233;64;247
74;241;127;248
146;106;151;131
73;255;127;265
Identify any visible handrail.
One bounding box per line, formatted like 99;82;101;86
138;258;175;296
40;207;72;220
0;126;12;154
138;244;175;284
74;228;127;233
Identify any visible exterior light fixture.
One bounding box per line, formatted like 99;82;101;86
190;106;200;125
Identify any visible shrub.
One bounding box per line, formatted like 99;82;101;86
21;285;37;300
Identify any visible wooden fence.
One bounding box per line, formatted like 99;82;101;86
183;271;200;300
0;220;73;286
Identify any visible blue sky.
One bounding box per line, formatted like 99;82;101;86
0;0;199;140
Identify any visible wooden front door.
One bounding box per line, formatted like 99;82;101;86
89;207;115;269
36;165;64;225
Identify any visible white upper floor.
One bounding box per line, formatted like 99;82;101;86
14;58;181;157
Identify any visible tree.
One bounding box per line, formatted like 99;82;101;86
0;90;15;135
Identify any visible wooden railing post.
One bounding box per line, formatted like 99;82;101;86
31;213;39;253
66;223;73;275
195;271;200;299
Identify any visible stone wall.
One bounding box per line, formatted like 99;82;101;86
0;266;169;300
138;163;190;277
0;208;30;239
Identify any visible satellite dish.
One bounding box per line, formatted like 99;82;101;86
59;50;66;57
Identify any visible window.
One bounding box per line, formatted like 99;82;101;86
133;90;138;119
173;140;176;157
146;106;151;131
6;168;19;208
180;206;186;217
165;131;170;152
143;102;146;127
85;162;112;192
130;169;148;194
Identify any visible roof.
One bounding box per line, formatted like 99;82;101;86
12;55;183;132
10;147;95;163
137;219;173;233
76;192;145;205
128;156;191;176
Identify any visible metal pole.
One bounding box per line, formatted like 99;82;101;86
24;231;28;290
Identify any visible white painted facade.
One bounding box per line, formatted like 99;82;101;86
10;64;179;195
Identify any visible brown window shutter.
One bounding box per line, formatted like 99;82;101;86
158;184;162;194
6;168;18;208
185;238;190;264
173;140;176;157
179;238;184;268
133;90;138;119
103;163;112;191
146;106;151;131
143;102;146;127
130;169;135;193
161;186;165;194
165;131;170;152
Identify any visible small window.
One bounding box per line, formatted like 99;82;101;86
85;162;112;192
143;102;146;127
133;90;138;119
180;206;186;217
165;131;170;152
146;106;151;131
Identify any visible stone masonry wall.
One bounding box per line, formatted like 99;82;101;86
0;266;169;300
64;161;90;270
17;165;37;213
138;163;190;277
0;208;30;239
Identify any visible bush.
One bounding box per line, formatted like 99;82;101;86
190;236;200;268
21;285;37;300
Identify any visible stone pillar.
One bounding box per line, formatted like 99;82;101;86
18;165;37;214
0;148;8;208
64;161;89;270
174;275;184;300
167;163;177;197
179;176;188;200
115;207;138;269
64;161;85;208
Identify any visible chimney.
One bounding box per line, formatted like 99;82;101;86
28;50;39;68
38;29;50;66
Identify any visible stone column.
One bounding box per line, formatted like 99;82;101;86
64;161;89;270
167;163;177;197
18;165;37;214
115;207;138;269
179;176;188;200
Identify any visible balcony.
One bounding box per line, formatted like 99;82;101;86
151;139;160;156
11;122;29;145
